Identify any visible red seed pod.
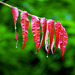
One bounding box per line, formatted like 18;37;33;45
21;11;29;50
47;19;54;57
59;26;68;59
54;21;61;53
31;15;40;52
45;22;49;52
39;18;47;51
12;7;19;45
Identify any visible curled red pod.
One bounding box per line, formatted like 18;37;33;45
31;15;40;52
12;7;19;46
38;18;47;51
21;11;29;50
59;26;68;59
54;21;61;53
47;19;54;57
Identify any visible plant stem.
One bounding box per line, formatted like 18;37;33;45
0;1;13;8
0;1;42;19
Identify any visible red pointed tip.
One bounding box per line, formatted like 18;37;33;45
36;48;41;53
47;52;49;57
61;51;64;60
15;30;18;42
21;47;24;51
62;54;64;60
61;55;63;60
53;49;56;53
35;49;39;54
54;47;57;53
38;47;40;51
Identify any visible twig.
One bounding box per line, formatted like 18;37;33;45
0;1;42;19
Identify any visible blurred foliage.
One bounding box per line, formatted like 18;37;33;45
0;0;75;75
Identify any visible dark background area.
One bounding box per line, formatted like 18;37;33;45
0;0;75;75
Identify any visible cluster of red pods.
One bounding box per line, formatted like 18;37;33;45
12;7;68;58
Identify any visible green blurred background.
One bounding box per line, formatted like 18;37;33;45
0;0;75;75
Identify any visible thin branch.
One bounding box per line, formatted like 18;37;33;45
0;1;42;19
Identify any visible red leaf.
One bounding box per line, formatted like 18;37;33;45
45;22;49;52
51;39;54;53
38;18;47;50
54;21;61;53
31;15;40;52
12;7;19;45
47;19;54;56
21;11;29;50
59;26;68;59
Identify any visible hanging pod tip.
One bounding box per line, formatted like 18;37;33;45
46;56;48;58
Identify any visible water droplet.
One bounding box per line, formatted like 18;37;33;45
16;45;17;48
46;56;48;58
15;27;16;29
